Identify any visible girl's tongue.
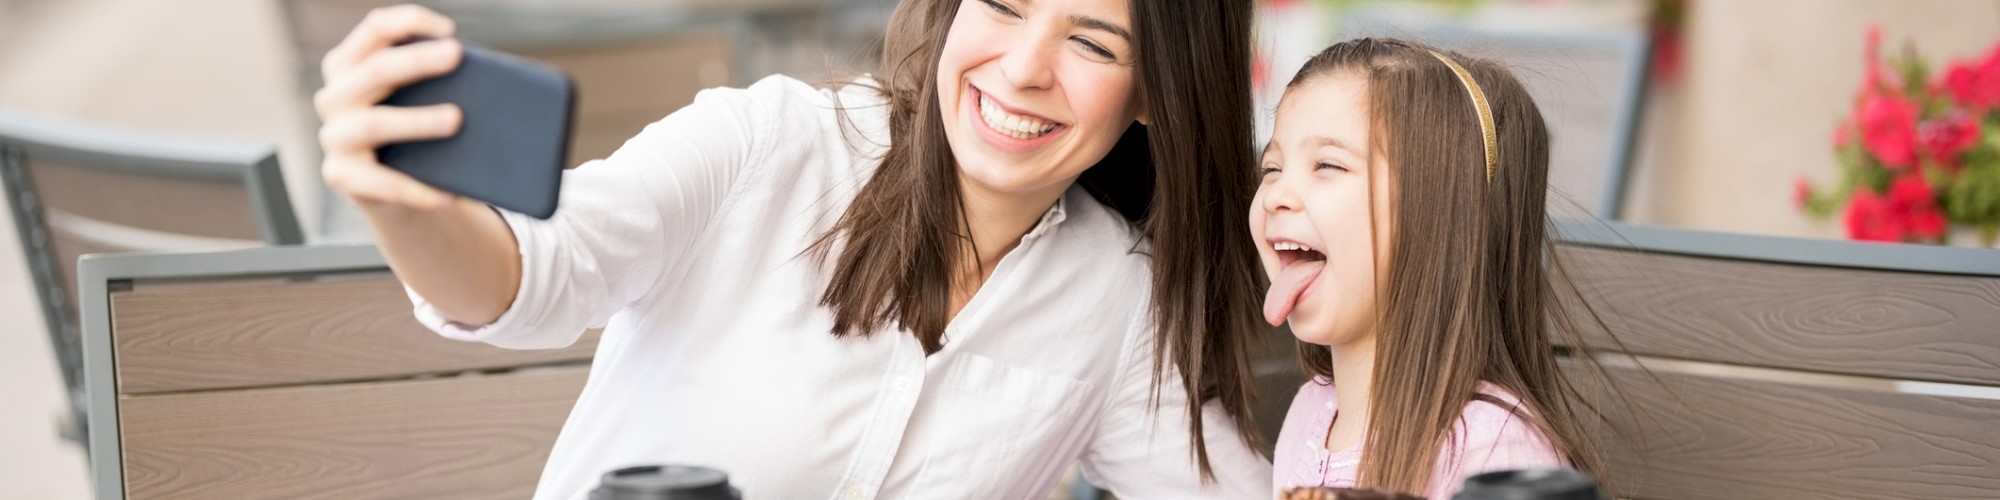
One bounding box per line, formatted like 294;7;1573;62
1263;259;1325;326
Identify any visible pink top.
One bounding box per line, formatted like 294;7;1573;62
1272;379;1565;499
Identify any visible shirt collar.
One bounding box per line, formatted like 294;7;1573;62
1019;193;1068;242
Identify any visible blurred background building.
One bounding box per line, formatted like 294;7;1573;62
1;0;1995;498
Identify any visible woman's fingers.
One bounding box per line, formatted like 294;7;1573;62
314;5;463;212
319;103;462;154
324;155;456;211
321;4;456;79
314;38;462;118
319;104;462;210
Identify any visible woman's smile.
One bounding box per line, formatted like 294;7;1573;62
966;83;1071;154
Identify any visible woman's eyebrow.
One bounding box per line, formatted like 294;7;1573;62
1071;16;1132;42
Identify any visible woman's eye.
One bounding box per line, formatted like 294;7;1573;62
1316;162;1348;172
1259;165;1281;176
979;0;1020;18
1073;37;1115;60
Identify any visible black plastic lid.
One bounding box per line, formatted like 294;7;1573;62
1452;469;1605;500
588;465;741;500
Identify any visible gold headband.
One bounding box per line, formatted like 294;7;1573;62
1425;50;1497;182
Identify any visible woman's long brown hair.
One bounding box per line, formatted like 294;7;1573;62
807;0;1266;478
1286;38;1617;494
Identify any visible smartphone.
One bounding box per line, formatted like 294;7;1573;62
376;40;573;219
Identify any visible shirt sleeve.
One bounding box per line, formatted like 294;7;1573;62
1078;301;1274;498
409;76;792;349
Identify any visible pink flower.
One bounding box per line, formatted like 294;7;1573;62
1846;189;1900;241
1941;44;2000;110
1858;90;1920;170
1794;177;1812;211
1845;175;1948;243
1920;111;1981;168
1861;26;1888;93
1887;174;1948;241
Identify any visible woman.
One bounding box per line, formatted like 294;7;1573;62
314;0;1270;498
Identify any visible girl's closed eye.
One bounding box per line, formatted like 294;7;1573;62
1317;161;1349;172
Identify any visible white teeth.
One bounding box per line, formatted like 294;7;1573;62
980;95;1057;139
1273;242;1315;252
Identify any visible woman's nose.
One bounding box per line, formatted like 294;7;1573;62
999;34;1057;90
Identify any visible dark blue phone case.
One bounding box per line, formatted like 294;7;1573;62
377;42;572;219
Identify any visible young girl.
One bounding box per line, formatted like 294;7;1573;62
1255;38;1608;498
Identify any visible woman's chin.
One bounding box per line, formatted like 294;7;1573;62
954;159;1072;198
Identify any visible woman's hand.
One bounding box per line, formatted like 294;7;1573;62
313;5;523;326
315;4;464;213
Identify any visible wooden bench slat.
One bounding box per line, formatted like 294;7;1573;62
1575;362;2000;500
111;273;598;394
120;365;587;500
1556;244;2000;386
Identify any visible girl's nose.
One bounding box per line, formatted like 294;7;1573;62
1261;171;1303;214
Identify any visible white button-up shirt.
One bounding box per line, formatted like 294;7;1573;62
409;75;1272;499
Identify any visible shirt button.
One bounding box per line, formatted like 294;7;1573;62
844;485;865;499
893;377;912;392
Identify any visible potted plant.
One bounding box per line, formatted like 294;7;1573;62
1800;26;2000;246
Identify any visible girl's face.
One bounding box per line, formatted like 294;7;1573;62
1252;73;1394;347
936;0;1147;201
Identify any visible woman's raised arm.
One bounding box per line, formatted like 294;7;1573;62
314;5;520;325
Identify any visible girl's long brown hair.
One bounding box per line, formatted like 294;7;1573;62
1287;38;1617;494
807;0;1266;477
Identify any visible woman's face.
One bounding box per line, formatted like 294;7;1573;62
936;0;1146;200
1251;73;1393;348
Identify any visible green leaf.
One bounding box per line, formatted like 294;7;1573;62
1897;42;1931;97
1946;159;2000;225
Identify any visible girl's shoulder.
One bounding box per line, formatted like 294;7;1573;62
1453;381;1558;450
1460;381;1533;424
1432;382;1566;496
1294;376;1338;404
1275;377;1339;449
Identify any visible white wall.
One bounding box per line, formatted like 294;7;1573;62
1625;0;2000;239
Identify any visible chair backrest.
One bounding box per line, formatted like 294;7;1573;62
78;244;600;499
1553;220;2000;499
0;109;303;428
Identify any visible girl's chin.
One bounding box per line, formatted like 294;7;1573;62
1287;315;1333;342
1290;315;1368;347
